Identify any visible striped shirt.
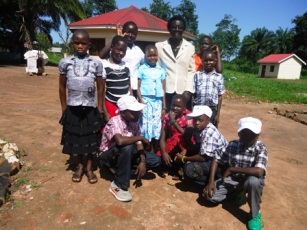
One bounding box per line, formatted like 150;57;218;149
215;140;268;180
193;69;226;106
102;59;130;103
199;123;228;158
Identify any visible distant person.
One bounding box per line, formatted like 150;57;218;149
99;21;144;99
101;35;132;122
203;117;268;230
137;44;166;152
99;95;161;202
193;50;226;128
155;15;195;111
58;29;104;184
195;35;223;73
175;105;227;185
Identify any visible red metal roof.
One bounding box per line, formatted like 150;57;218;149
69;5;195;37
258;54;299;63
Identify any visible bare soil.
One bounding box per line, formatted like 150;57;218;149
0;65;306;230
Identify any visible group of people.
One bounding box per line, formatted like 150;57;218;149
58;15;268;230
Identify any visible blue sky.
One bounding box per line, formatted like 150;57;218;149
51;0;307;43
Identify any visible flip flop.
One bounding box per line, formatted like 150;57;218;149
72;166;84;183
85;168;98;184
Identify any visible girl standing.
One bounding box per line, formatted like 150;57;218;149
59;30;104;184
137;45;166;152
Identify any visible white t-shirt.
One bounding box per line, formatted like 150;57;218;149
123;44;144;90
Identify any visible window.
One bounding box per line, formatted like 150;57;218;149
270;65;275;72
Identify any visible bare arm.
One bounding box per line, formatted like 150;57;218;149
137;79;144;103
59;74;67;113
214;95;223;128
212;45;223;73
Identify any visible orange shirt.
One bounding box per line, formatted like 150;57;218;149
194;53;203;71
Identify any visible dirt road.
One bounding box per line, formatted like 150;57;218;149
0;65;306;230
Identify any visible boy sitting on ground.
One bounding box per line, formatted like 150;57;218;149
203;117;268;230
99;95;161;202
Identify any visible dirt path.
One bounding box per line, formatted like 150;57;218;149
0;65;306;230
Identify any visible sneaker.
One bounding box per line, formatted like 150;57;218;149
247;212;263;230
109;181;132;202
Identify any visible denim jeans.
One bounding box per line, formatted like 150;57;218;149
100;144;161;190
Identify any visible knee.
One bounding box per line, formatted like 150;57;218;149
184;162;203;179
244;176;263;190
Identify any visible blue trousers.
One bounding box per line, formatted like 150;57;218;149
100;144;161;190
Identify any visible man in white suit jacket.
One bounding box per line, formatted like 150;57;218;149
156;15;195;110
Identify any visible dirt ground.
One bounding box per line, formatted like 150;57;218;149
0;65;306;230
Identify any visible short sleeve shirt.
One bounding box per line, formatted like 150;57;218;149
100;115;142;152
59;54;103;107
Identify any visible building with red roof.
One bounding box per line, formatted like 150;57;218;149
69;5;196;56
257;54;306;79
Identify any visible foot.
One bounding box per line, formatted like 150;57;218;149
72;166;84;182
247;212;263;230
85;168;98;184
109;181;132;202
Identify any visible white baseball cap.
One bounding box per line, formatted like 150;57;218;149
238;117;262;134
117;95;145;111
187;105;212;118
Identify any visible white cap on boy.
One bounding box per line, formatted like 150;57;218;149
238;117;262;134
117;95;145;111
187;105;212;118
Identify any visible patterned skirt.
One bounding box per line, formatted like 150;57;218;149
59;106;104;156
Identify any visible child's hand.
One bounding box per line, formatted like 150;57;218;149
169;110;176;120
203;182;215;199
162;153;173;166
116;23;123;36
135;161;146;180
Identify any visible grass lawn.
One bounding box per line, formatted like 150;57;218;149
224;69;307;104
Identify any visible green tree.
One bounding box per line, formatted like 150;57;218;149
239;27;274;62
0;0;85;60
175;0;198;35
147;0;174;21
273;27;295;53
211;14;240;61
82;0;117;18
292;12;307;64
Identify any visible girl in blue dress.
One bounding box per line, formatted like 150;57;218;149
137;45;166;152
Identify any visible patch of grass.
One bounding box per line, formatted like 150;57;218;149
224;70;307;103
15;178;29;187
24;166;33;172
31;183;42;189
41;167;50;172
20;149;27;157
46;51;63;66
15;201;25;207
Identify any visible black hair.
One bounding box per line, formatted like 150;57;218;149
172;94;187;105
145;44;157;53
199;35;212;44
72;29;90;41
111;35;127;47
123;21;138;32
167;15;186;31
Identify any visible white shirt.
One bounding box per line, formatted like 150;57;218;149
123;44;144;90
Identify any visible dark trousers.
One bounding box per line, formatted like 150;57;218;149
100;144;161;190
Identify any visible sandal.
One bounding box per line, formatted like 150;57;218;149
85;168;98;184
72;166;84;183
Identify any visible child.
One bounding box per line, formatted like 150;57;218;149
203;117;268;230
194;35;223;73
175;105;227;185
193;50;226;128
101;35;132;122
59;29;104;184
137;44;166;152
99;21;144;99
100;95;161;202
158;94;193;177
